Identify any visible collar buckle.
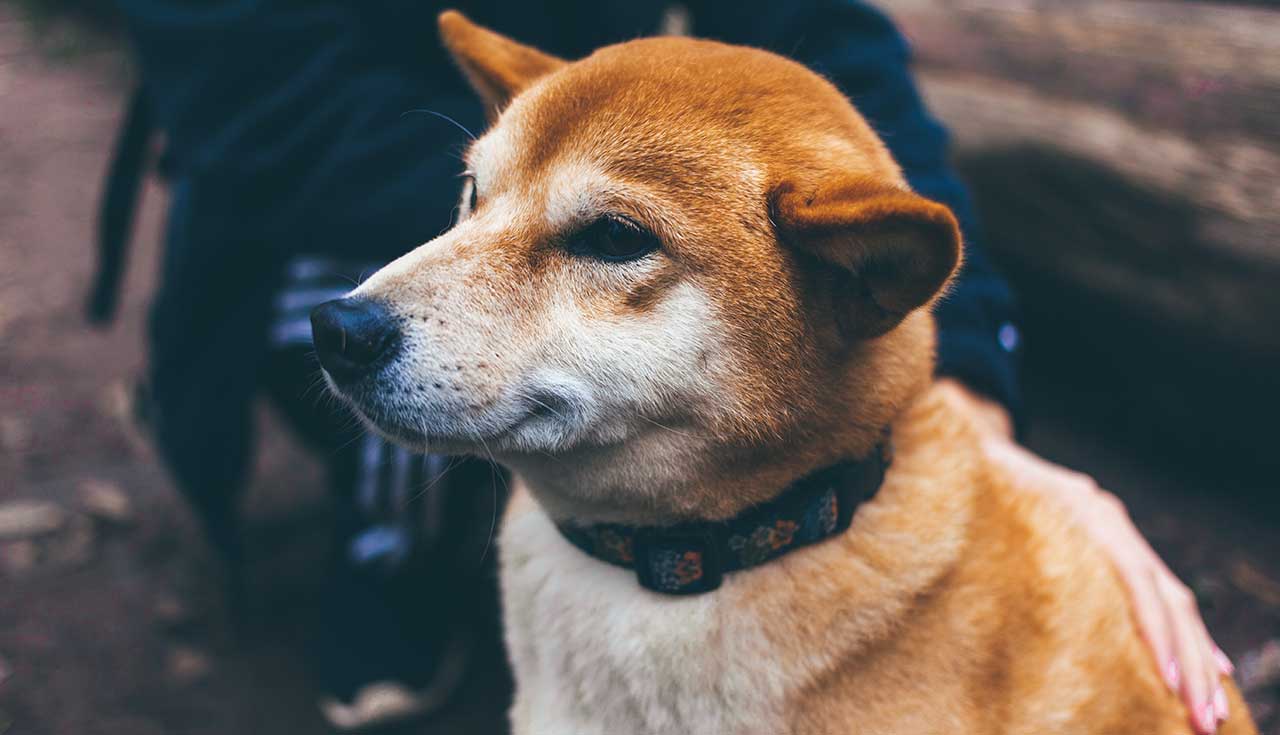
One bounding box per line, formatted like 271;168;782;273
633;526;724;596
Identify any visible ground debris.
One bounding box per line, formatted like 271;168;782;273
1240;639;1280;695
0;500;65;541
78;478;134;526
165;646;212;685
1229;558;1280;609
152;593;194;630
0;500;98;576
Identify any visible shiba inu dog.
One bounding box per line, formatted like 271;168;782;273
311;11;1255;735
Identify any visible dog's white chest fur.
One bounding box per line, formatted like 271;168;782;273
499;490;791;735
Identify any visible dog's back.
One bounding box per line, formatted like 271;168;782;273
792;389;1254;734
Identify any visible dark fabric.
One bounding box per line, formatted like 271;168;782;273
111;0;1020;548
262;344;500;698
559;442;890;595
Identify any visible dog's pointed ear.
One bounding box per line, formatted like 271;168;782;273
438;10;567;117
772;177;962;340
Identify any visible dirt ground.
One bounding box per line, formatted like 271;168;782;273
1;7;1278;735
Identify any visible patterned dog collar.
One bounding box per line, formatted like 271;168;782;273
556;439;892;595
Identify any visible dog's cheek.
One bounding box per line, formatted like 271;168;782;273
567;275;731;431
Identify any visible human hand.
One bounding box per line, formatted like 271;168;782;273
934;379;1234;734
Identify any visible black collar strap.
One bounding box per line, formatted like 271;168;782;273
556;438;893;596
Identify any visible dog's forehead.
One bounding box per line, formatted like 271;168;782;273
472;47;755;177
471;88;765;214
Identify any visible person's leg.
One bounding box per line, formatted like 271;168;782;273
145;178;280;603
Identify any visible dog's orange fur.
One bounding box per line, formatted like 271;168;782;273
773;386;1254;733
353;12;1257;733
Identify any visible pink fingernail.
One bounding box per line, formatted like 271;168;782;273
1214;688;1228;721
1200;702;1218;733
1214;648;1235;676
1164;659;1180;690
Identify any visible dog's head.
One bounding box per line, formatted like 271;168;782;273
313;12;961;522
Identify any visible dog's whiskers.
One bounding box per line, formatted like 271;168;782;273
520;393;568;422
637;413;700;440
408;455;461;504
475;435;505;564
401;108;478;141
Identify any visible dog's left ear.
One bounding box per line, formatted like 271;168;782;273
438;10;567;117
772;176;962;340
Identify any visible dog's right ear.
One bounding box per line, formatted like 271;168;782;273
438;10;567;118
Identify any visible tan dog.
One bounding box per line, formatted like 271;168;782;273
314;11;1255;734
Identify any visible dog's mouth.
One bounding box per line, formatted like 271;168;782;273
328;375;579;454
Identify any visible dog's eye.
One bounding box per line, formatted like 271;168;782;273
458;172;478;219
569;215;660;262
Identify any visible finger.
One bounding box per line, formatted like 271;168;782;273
1213;647;1235;677
1160;574;1217;733
1089;498;1182;692
1120;562;1179;692
1096;499;1219;719
1144;551;1229;726
1189;617;1228;724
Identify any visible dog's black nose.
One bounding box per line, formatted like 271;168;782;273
310;298;400;384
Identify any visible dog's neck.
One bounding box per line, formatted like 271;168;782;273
505;433;868;527
504;315;937;527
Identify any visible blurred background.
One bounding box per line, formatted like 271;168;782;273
0;1;1277;733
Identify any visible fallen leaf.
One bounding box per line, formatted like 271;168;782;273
0;500;65;541
78;478;134;526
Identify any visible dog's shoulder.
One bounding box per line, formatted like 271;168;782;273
783;391;1194;733
952;425;1210;734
